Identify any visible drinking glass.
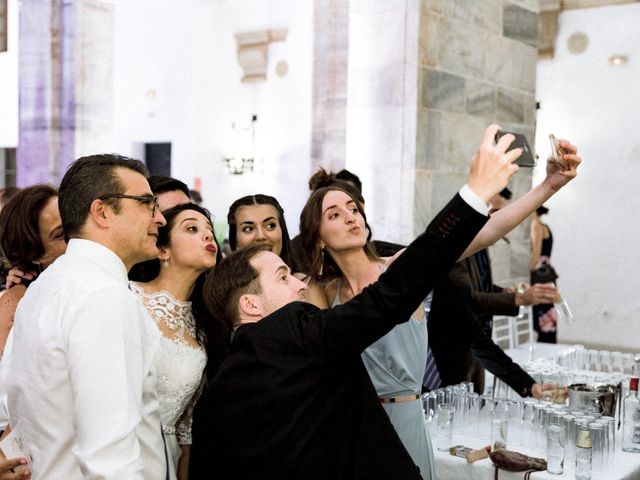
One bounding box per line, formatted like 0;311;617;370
465;392;480;436
611;351;623;373
421;392;437;425
562;414;576;463
478;395;494;441
452;391;466;435
622;353;635;375
461;381;474;394
589;422;605;477
588;349;600;372
491;402;509;450
507;400;524;447
547;412;566;475
598;350;611;373
436;404;455;451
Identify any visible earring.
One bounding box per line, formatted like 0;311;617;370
318;249;324;277
162;258;169;268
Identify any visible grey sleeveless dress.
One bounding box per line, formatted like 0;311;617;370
332;278;436;480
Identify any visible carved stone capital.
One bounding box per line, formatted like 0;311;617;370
235;28;288;83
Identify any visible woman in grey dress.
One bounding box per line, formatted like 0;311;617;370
300;185;435;479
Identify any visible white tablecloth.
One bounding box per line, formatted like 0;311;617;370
433;435;640;479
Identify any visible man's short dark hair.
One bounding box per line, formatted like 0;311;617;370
59;154;149;239
498;187;513;200
148;175;191;198
335;169;362;193
202;243;271;329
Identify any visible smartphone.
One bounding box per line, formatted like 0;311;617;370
494;131;536;167
549;134;568;170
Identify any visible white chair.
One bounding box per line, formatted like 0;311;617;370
491;315;514;351
511;306;535;348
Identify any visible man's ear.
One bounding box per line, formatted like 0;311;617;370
238;293;263;318
89;199;111;228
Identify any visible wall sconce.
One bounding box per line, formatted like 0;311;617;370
223;157;254;175
223;115;257;175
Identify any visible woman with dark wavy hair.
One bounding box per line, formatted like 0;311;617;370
129;203;222;480
0;185;66;356
227;194;327;308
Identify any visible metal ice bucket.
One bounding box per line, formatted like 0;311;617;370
568;383;619;416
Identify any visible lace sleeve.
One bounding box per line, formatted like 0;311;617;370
175;375;204;445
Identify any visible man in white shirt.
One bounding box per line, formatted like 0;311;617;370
1;155;168;479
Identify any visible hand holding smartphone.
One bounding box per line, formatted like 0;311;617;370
549;134;568;170
494;131;536;167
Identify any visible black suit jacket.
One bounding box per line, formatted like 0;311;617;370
189;194;487;479
428;259;536;397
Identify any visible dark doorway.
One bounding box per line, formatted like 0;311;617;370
144;143;171;177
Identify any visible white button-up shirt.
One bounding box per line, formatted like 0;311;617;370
0;239;166;479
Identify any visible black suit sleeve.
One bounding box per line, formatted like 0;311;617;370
301;194;487;361
468;332;536;396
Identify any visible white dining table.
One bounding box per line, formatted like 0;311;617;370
434;342;640;479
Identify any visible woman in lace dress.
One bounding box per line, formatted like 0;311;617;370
130;203;217;480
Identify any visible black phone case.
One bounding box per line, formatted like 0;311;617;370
495;131;536;167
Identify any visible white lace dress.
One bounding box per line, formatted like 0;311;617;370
130;282;207;479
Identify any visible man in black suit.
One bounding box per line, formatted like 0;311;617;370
189;125;526;479
426;189;559;396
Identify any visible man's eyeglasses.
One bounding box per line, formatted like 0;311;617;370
98;194;160;217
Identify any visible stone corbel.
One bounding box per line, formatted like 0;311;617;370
235;28;287;83
538;0;561;59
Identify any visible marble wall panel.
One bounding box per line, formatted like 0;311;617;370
503;2;538;47
421;68;465;111
437;17;486;78
496;87;525;123
466;78;496;119
441;0;503;34
419;9;440;68
484;33;537;92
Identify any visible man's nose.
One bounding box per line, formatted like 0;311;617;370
154;209;166;227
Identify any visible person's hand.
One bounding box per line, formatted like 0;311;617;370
516;283;558;306
0;457;31;480
467;124;521;203
543;139;581;192
5;268;36;289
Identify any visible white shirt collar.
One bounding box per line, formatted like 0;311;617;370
65;238;129;283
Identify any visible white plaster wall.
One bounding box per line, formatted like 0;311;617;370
112;0;313;235
0;0;19;148
533;3;640;350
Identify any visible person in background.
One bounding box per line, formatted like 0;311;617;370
189;190;203;206
149;175;191;211
530;205;557;342
0;185;66;356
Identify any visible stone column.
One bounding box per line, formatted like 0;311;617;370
416;0;539;283
17;0;112;186
311;0;350;171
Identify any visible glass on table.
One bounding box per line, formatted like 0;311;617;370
587;349;600;372
589;422;605;477
598;350;611;374
622;353;635;375
561;414;576;463
452;391;466;435
547;412;566;475
611;351;623;373
491;401;509;450
436;403;455;451
575;419;592;480
422;392;437;425
465;392;480;436
461;381;474;393
478;395;494;442
597;416;615;465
